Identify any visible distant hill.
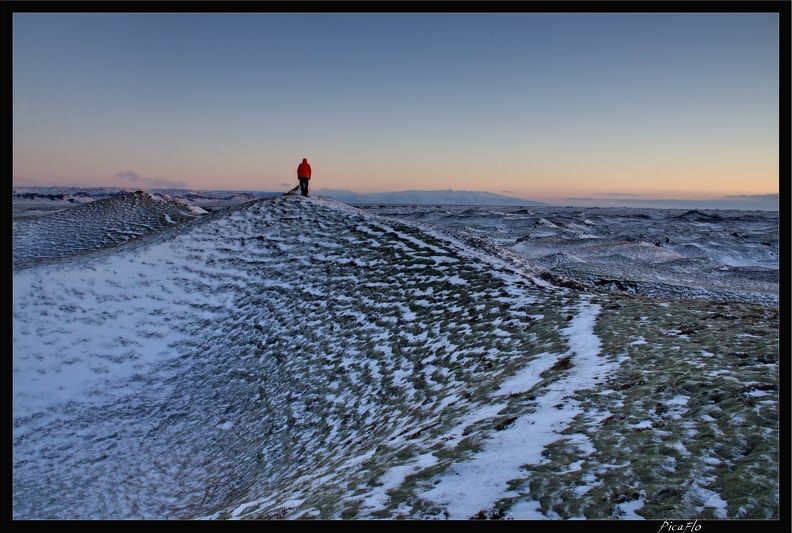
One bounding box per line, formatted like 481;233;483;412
318;188;549;206
13;190;206;265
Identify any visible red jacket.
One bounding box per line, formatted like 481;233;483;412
297;159;312;179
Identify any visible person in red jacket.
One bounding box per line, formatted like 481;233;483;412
297;158;312;197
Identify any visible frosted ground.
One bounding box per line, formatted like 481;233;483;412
359;204;779;307
12;191;780;520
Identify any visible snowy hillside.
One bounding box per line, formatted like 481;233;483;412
12;191;778;520
13;190;207;264
12;186;278;218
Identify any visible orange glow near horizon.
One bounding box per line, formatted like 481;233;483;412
13;13;780;209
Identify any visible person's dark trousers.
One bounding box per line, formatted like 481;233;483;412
299;178;309;196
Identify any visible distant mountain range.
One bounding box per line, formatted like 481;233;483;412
316;188;548;206
12;187;548;208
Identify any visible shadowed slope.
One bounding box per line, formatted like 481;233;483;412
12;190;207;265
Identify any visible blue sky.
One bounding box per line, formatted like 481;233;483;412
12;11;781;207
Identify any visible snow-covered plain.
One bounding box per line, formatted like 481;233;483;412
12;190;780;520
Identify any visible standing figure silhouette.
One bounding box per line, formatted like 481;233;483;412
297;158;311;197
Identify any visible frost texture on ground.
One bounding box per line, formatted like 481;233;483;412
12;192;779;520
13;190;206;264
361;205;778;306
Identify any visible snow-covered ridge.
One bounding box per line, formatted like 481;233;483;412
13;190;207;265
12;186;278;210
12;191;779;520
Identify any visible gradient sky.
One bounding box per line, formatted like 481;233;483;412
12;11;781;205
